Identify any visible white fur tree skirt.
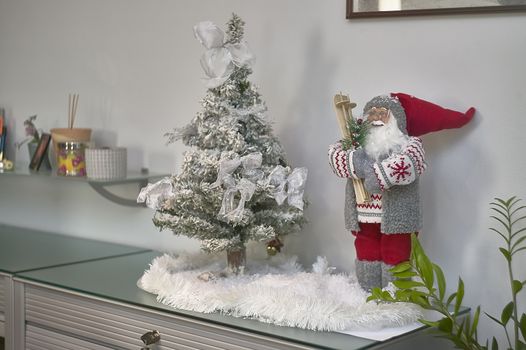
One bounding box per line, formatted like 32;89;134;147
138;252;422;332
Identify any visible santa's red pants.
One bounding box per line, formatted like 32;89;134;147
352;223;412;265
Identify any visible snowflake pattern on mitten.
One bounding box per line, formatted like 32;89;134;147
373;137;426;190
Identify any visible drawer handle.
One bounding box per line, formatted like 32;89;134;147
141;330;161;346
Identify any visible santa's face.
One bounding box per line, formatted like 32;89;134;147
366;107;390;126
364;107;408;161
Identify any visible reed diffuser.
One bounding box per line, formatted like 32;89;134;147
50;93;92;167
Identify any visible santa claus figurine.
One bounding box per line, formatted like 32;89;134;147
328;93;475;291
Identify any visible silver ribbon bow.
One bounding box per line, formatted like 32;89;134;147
137;178;175;210
224;102;268;124
212;152;264;223
194;21;255;89
267;165;308;211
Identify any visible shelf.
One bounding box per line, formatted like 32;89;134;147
0;165;169;207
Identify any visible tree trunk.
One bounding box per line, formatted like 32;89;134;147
226;246;246;274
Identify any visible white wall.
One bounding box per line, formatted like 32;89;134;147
1;0;525;344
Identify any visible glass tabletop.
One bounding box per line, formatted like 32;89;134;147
15;251;378;350
0;224;148;274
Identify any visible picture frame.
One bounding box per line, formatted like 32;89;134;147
29;132;51;171
347;0;526;19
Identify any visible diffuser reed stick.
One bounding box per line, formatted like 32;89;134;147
68;93;79;129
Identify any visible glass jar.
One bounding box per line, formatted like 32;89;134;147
57;142;86;176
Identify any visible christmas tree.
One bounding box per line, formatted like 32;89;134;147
139;14;307;274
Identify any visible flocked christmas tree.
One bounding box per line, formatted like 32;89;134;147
138;14;307;274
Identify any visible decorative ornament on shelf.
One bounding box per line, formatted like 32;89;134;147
15;115;52;171
138;14;308;275
16;115;40;149
50;94;92;172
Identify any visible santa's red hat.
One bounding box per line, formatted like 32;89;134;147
391;93;475;137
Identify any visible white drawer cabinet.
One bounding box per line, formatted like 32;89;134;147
10;251;458;350
17;282;317;350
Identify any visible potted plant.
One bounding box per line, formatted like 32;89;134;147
368;197;526;349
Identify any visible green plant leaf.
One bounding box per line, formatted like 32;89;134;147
393;280;425;289
512;235;526;252
509;196;522;208
438;317;453;333
491;336;499;350
392;270;417;279
381;290;395;302
454;278;464;315
511;215;526;227
501;301;514;326
513;247;526;256
446;292;458;307
518;340;526;350
509;196;521;207
499;247;512;262
433;263;447;301
492;197;509;209
520;313;526;341
452;337;467;349
471;306;481;339
486;312;504;326
393;289;411;302
419;319;440;328
491;216;511;233
410;294;431;308
464;313;472;336
390;261;412;274
367;287;383;302
509;205;526;217
511;227;526;240
490;207;510;221
489;228;510;243
513;280;523;295
457;318;466;337
415;249;434;290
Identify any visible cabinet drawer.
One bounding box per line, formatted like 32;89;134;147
25;284;316;350
26;324;113;350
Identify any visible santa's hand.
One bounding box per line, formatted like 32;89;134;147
371;137;427;190
328;143;355;178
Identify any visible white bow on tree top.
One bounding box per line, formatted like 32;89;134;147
194;21;255;89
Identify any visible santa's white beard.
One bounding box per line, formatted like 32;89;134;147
364;117;409;161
